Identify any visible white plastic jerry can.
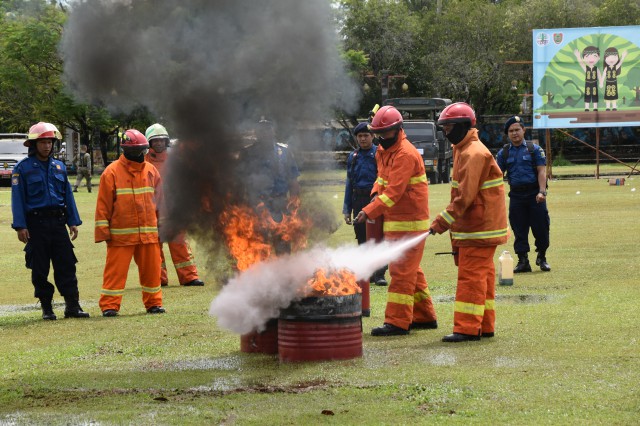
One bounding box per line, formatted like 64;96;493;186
498;251;514;286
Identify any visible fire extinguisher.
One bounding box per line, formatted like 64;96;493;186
356;215;383;317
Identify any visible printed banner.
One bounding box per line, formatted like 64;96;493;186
532;26;640;129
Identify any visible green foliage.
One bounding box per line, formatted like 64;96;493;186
552;151;574;166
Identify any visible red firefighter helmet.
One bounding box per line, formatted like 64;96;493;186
121;129;149;148
120;129;149;157
24;122;62;147
369;105;403;133
437;102;476;127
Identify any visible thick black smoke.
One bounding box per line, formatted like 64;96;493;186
61;0;359;246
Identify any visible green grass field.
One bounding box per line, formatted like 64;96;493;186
0;165;639;425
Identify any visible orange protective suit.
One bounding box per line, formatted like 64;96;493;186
145;150;201;285
95;154;164;312
430;129;508;336
362;129;437;330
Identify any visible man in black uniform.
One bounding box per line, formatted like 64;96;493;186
11;122;90;320
496;116;551;273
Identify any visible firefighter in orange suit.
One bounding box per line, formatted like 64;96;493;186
144;123;204;287
95;129;165;317
429;103;508;342
355;106;438;336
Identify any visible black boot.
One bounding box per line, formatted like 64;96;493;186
40;298;56;321
514;253;532;273
536;251;551;271
64;295;90;318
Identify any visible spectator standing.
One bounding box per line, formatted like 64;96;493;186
73;144;92;193
343;122;387;286
11;122;89;320
496;115;551;273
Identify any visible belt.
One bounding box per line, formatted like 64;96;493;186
27;208;66;218
510;183;538;192
353;187;372;195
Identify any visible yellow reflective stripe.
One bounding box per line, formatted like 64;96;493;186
451;180;459;188
100;288;125;296
376;177;388;186
378;194;395;207
441;211;455;225
481;178;504;190
387;292;415;306
141;285;162;293
174;260;195;269
383;220;430;232
409;174;427;184
485;299;495;311
110;227;158;235
451;228;508;240
116;187;155;195
95;220;109;228
454;300;485;316
414;288;432;303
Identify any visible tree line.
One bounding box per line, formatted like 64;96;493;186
2;0;639;159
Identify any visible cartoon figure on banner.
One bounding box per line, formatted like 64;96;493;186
601;47;628;111
574;46;602;112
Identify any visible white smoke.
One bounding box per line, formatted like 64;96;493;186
209;233;429;334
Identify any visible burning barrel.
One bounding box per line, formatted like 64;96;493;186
240;318;279;354
278;293;362;362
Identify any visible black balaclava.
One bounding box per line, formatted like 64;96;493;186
123;149;145;163
377;129;400;150
444;122;471;145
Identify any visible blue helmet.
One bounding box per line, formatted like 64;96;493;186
353;122;372;135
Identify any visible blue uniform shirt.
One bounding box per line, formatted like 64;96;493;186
11;156;82;229
342;146;378;215
496;142;546;187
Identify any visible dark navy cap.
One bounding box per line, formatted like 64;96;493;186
353;122;372;135
504;115;524;134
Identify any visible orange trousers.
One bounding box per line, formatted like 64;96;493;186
99;243;162;312
384;234;437;330
160;234;199;285
453;245;497;336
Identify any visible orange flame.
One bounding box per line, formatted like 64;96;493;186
303;268;361;297
220;196;311;271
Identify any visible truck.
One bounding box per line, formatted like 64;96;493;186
383;97;452;184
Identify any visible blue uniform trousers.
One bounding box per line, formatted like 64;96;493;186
24;211;79;299
508;190;550;255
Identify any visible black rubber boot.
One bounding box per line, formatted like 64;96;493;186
536;251;551;271
514;253;532;273
40;298;57;321
64;295;90;318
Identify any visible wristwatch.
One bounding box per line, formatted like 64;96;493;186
539;191;547;196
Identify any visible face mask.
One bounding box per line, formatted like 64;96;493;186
376;131;399;149
444;123;470;145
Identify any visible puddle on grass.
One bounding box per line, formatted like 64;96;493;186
0;301;98;316
188;376;243;392
146;356;242;372
433;294;556;304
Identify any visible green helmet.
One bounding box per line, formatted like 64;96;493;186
145;123;169;143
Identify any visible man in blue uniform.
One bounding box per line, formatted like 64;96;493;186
242;118;300;254
11;122;89;320
496;116;551;273
343;122;387;286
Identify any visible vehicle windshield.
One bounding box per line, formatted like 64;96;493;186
403;124;434;142
0;140;28;155
0;139;29;157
